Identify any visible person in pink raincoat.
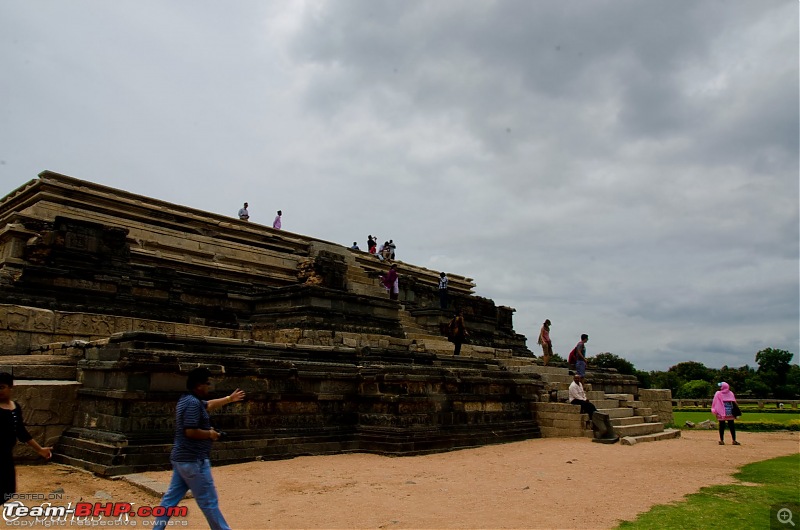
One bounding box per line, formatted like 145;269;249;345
711;382;740;446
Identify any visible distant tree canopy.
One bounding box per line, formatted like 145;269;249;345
580;348;799;399
677;379;715;399
668;361;713;383
587;352;636;375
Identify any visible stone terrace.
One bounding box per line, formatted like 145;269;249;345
0;171;676;474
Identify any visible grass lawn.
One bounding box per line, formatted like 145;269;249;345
616;453;800;529
674;410;800;427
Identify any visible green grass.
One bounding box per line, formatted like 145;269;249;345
674;411;800;430
616;453;800;529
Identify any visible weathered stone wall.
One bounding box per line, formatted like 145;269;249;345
50;332;543;475
11;381;81;462
532;401;593;438
0;304;252;357
638;388;674;425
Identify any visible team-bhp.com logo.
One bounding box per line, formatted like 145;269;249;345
3;499;188;526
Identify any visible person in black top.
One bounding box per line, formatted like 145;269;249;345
0;372;52;505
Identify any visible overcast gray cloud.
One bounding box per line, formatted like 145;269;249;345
0;0;796;371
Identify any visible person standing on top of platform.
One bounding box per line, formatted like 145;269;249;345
438;272;449;310
238;203;249;221
574;334;588;377
273;210;282;230
448;309;468;356
367;235;376;254
537;319;553;366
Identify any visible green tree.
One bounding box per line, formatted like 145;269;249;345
746;374;772;398
634;369;652;389
775;364;800;399
677;379;715;399
717;364;754;393
587;352;636;375
755;348;794;387
668;361;713;383
549;351;566;364
650;370;685;395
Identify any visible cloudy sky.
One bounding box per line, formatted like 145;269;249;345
1;1;797;371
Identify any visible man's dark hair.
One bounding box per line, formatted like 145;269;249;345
186;367;212;391
581;334;589;341
0;372;13;386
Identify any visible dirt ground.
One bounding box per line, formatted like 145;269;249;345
10;430;799;529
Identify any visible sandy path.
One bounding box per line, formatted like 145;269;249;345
12;430;799;529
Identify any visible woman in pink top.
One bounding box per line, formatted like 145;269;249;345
711;382;740;445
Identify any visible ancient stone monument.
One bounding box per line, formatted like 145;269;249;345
0;171;544;474
0;171;677;475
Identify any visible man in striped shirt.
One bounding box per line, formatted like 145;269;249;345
154;368;245;530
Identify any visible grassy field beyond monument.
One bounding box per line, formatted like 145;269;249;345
673;410;800;431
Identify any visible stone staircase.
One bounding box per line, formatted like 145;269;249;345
501;363;680;445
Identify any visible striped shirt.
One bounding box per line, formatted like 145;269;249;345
439;276;448;290
170;393;212;462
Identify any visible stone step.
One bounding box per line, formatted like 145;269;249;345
592;399;624;409
605;393;634;402
497;358;533;368
629;406;653;416
0;355;79;380
524;365;572;376
612;415;652;427
597;407;635;419
613;422;665;437
586;390;606;401
538;374;574;385
621;428;682;446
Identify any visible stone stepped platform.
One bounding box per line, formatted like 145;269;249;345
0;354;80;380
526;363;678;444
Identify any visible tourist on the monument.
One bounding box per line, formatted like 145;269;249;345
380;264;399;300
153;367;245;529
376;241;387;261
537;319;553;366
350;242;360;250
711;382;741;446
381;241;392;262
367;235;377;254
568;374;596;429
387;240;396;260
574;334;589;377
0;372;52;505
273;210;282;230
448;309;468;356
238;202;249;221
438;272;449;310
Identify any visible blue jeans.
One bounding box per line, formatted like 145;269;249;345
153;459;230;530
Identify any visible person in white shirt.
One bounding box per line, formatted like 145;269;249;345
568;374;597;429
238;203;249;221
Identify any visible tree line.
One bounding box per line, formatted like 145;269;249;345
551;347;799;399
